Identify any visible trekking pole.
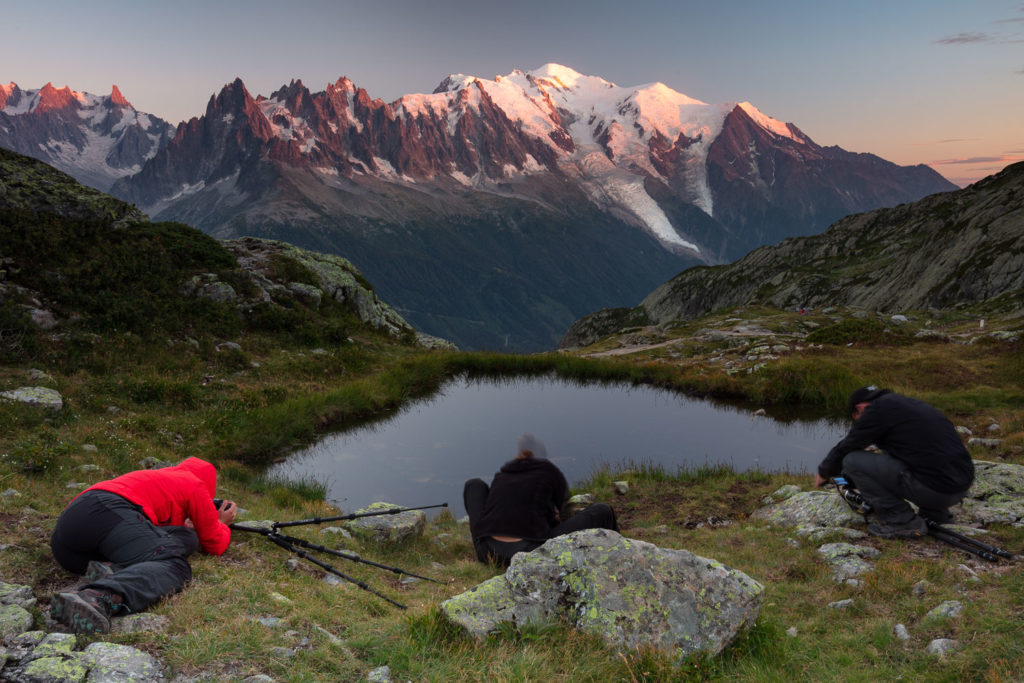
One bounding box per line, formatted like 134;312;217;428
232;524;444;584
263;532;407;610
270;503;448;530
926;521;1017;561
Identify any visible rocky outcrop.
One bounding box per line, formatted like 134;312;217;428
440;529;763;662
221;237;416;339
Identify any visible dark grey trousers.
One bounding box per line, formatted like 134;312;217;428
50;490;198;612
841;450;968;524
463;477;619;566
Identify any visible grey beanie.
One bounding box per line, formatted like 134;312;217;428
516;433;548;459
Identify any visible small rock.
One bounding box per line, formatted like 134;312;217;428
987;423;1000;433
894;624;910;642
82;444;98;453
926;638;958;656
786;627;798;637
1;488;20;498
955;426;972;436
827;599;853;610
268;646;295;659
912;580;929;596
111;612;171;634
612;481;629;495
367;664;393;682
925;600;963;620
270;592;293;604
258;617;282;628
968;437;1001;448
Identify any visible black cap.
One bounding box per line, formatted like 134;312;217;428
847;386;886;414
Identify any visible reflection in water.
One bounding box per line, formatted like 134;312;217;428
268;376;846;517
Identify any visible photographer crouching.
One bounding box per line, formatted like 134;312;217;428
814;386;974;539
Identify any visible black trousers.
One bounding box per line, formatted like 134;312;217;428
463;478;619;566
50;490;198;612
841;450;968;524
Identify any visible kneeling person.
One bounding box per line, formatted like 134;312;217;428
815;387;974;539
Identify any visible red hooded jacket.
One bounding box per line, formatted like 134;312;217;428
82;457;231;555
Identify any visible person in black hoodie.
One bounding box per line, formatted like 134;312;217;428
815;386;975;539
463;433;619;566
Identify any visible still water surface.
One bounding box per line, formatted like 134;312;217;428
268;376;847;517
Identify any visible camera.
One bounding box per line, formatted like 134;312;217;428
213;498;224;509
831;476;872;515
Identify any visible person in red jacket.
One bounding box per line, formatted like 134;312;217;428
49;457;237;633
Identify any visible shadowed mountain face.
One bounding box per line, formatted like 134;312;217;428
3;67;956;350
560;161;1024;349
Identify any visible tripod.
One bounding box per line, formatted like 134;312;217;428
231;503;449;609
831;478;1017;562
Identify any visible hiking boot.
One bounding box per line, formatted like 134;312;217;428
50;588;124;634
83;560;118;582
867;516;928;540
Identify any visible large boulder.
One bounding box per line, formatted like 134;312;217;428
341;502;426;543
0;386;63;410
960;460;1024;525
440;529;763;662
750;490;864;528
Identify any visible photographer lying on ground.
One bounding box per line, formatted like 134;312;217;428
49;456;237;633
463;433;619;566
814;386;975;539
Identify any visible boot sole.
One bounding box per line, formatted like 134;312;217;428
50;592;111;634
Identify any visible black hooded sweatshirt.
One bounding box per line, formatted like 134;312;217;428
817;390;974;493
474;457;569;541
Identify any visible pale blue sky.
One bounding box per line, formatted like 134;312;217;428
4;0;1022;185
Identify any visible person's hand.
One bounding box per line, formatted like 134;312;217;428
184;519;195;529
814;473;828;488
218;500;238;525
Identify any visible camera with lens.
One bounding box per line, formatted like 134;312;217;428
831;476;872;515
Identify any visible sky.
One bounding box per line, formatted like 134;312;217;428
3;0;1022;187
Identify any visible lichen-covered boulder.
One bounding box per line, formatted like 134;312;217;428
817;542;881;582
440;529;763;662
81;641;164;681
960;460;1024;525
751;490;864;528
0;603;34;638
0;386;63;410
341;502;426;543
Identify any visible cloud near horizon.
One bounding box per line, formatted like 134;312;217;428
932;154;1024;166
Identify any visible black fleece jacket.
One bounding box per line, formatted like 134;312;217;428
474;457;569;541
818;391;974;493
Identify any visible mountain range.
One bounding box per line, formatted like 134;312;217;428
1;66;957;350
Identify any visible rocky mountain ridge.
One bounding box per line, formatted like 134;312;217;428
2;66;957;350
0;82;173;191
560;161;1024;349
